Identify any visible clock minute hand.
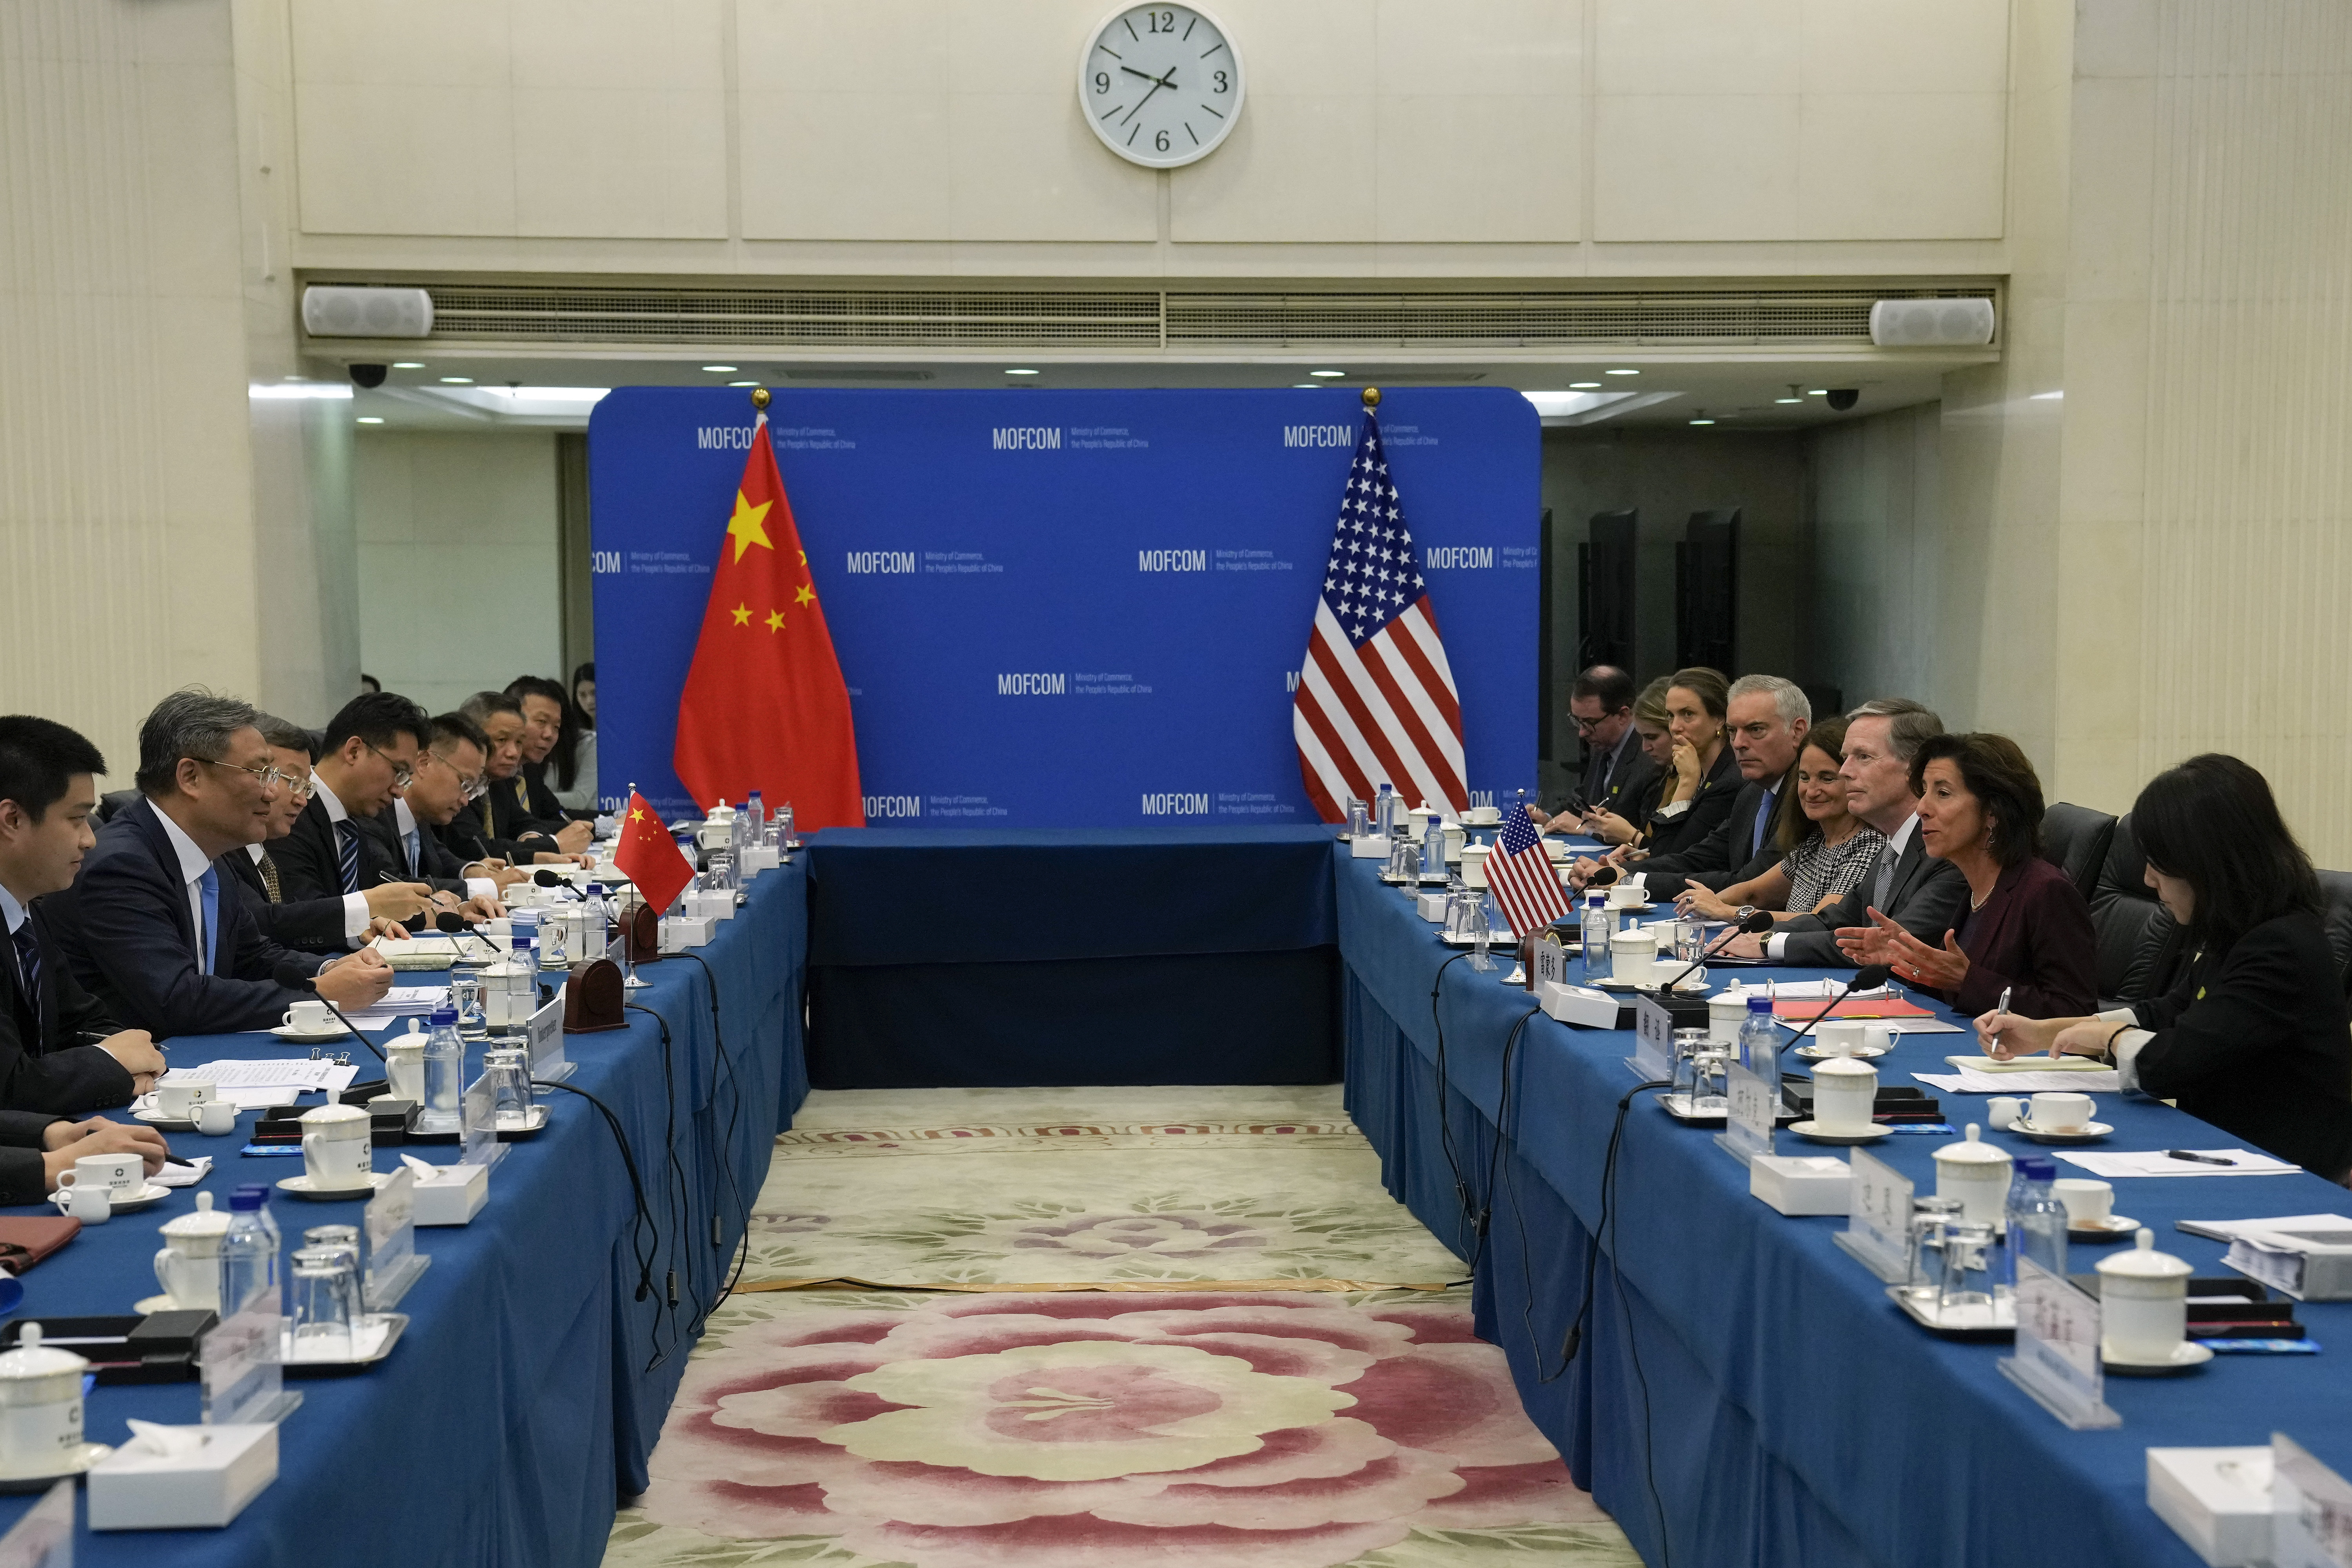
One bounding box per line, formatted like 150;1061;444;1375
1119;65;1176;125
1120;65;1160;82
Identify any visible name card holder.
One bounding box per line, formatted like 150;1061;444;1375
1714;1061;1777;1167
1833;1147;1916;1283
1530;935;1570;993
1999;1258;2119;1430
526;990;575;1081
364;1166;428;1312
1627;995;1674;1083
459;1074;506;1171
2272;1433;2352;1568
200;1293;299;1428
0;1479;73;1565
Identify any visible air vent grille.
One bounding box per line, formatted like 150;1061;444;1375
337;283;1998;351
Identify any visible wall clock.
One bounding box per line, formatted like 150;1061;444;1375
1078;5;1245;169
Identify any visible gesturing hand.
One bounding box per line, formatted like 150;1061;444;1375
1835;909;1969;991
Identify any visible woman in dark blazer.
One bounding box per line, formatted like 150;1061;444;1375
1576;669;1739;867
1837;732;2097;1018
1978;755;2352;1180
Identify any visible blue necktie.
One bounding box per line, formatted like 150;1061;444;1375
197;866;220;974
403;828;421;878
336;820;362;895
1752;788;1776;858
10;922;38;1012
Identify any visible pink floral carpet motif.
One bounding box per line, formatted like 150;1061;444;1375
636;1292;1601;1568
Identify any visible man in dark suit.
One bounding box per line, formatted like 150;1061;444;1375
1618;674;1811;900
360;713;514;908
41;691;395;1038
457;691;589;863
218;715;409;953
0;716;168;1111
1571;666;1651;814
1730;698;1967;966
268;694;441;949
506;676;581;822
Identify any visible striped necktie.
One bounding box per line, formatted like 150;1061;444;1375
480;793;496;835
9;923;38;1014
1871;840;1899;910
335;820;362;895
258;850;285;904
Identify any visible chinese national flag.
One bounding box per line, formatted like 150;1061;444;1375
672;412;864;828
612;790;695;915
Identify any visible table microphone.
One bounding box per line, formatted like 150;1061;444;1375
434;911;501;962
270;960;387;1062
1777;964;1895;1056
1653;908;1777;992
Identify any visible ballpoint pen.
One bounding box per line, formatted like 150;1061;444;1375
1990;984;2012;1057
2164;1150;2238;1166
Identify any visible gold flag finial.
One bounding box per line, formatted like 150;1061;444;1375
750;385;771;411
1361;387;1381;410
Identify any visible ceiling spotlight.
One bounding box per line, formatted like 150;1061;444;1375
1569;382;1601;390
728;380;758;387
1310;369;1346;379
1689;418;1716;426
392;361;424;369
702;365;738;373
1807;388;1829;396
1775;397;1803;404
1004;368;1040;376
1605;368;1639;376
440;376;473;385
357;416;384;425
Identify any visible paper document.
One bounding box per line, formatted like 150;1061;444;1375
2055;1148;2299;1178
153;1157;213;1188
379;986;448;1013
1725;981;1896;1000
2176;1213;2352;1243
1913;1068;2124;1095
1784;1018;1965;1036
176;1059;343;1089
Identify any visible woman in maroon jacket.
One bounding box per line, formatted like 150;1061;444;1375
1835;732;2098;1018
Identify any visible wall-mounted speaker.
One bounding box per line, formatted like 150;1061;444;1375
300;285;434;339
1869;298;1995;348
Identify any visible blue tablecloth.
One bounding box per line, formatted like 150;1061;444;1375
0;860;809;1564
1337;850;2352;1568
804;827;1340;1087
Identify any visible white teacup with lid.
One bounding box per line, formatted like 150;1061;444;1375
2096;1228;2196;1362
152;1192;231;1313
1610;928;1657;977
1708;991;1749;1045
300;1102;373;1188
0;1325;89;1479
1932;1123;2014;1225
1810;1056;1880;1135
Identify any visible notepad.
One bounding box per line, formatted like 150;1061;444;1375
2054;1148;2298;1178
1941;1053;2112;1073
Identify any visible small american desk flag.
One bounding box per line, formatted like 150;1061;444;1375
1292;408;1468;822
1486;808;1572;940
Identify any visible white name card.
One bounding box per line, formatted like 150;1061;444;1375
1630;995;1674;1082
1716;1061;1776;1167
1999;1258;2119;1430
2274;1434;2352;1568
1836;1147;1915;1283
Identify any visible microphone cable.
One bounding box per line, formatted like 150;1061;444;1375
1426;951;1475;1259
1461;1004;1541;1276
627;1000;704;1358
673;951;755;1307
530;1078;660;1322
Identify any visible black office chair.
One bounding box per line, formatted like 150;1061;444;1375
2314;871;2352;996
2090;813;2186;1006
95;789;141;824
2038;802;2116;903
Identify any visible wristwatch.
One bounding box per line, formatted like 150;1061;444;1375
1736;906;1757;924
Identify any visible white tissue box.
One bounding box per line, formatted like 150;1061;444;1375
1749;1154;1851;1216
660;915;714;952
1537;982;1621;1030
740;845;780;876
412;1160;489;1226
696;887;738;922
88;1423;276;1530
1415;892;1449;922
2148;1448;2274;1566
1350;835;1391;860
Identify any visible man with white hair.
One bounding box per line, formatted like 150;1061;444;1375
1593;673;1811;902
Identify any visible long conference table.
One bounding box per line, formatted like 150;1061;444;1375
3;825;2350;1567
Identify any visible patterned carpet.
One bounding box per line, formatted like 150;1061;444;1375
605;1087;1638;1568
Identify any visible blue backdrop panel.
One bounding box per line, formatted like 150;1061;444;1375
589;388;1539;826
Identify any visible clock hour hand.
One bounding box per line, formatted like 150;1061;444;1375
1119;65;1177;125
1120;65;1160;82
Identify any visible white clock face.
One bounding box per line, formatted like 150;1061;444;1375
1078;5;1245;169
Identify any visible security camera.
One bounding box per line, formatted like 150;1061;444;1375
1826;388;1859;412
348;363;388;389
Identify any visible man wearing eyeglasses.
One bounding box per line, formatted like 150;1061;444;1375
216;714;417;952
362;712;521;901
266;693;442;951
43;690;395;1038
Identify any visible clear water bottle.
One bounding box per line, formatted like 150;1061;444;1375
1418;809;1445;880
513;931;537;981
775;801;795;845
419;1003;465;1134
234;1182;285;1312
1582;892;1613;982
2005;1156;2069;1284
580;884;610;954
1738;995;1779;1079
218;1188;277;1318
746;791;766;833
1374;782;1396;837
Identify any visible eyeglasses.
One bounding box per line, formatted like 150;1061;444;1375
192;757;293;792
362;740;415;789
1570;709;1624;732
417;747;488;802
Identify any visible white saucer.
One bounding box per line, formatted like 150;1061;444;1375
1595;975;1708;994
1794;1044;1890;1062
1788;1119;1890;1145
52;1181;169;1215
0;1443;113;1492
271;1024;348;1043
2103;1338;2214;1374
132;1107;197;1130
133;1293;195;1316
277;1171;393;1201
2011;1119;2113;1144
2068;1214;2140;1238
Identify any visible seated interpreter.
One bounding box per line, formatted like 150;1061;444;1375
1676;716;1885;925
1976;755;2352;1181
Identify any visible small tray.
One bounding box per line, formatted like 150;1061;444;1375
2009;1119;2113;1145
276;1172;395;1202
1788;1120;1891;1145
131;1108;198;1131
281;1312;407;1375
2068;1214;2141;1239
2103;1339;2214;1376
0;1443;113;1492
1793;1044;1890;1063
1889;1284;2015;1338
494;1105;552;1142
1594;975;1708;995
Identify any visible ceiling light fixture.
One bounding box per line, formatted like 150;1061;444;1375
440;377;474;385
2031;390;2064;400
1293;383;1322;389
1310;370;1346;379
1807;388;1829;396
1689;418;1716;426
1004;368;1040;376
1775;397;1803;404
1569;381;1601;390
702;365;737;373
392;361;424;369
357;416;384;424
1605;368;1639;376
728;380;758;387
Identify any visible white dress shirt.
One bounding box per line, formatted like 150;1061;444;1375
151;807;220;962
391;797;495;901
315;784;378;944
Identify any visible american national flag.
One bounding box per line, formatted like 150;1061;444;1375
1486;802;1573;940
1291;410;1467;821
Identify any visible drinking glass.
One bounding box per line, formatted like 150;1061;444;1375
1345;799;1370;838
1690;1051;1729;1114
483;1047;536;1131
538;911;568;968
1936;1221;1997;1322
289;1245;362;1361
1466;895;1497;971
449;969;488;1041
1904;1196;1966;1299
